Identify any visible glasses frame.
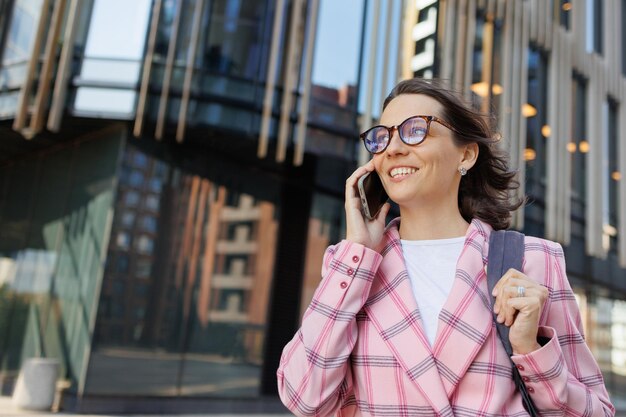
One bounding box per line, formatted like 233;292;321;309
359;115;456;154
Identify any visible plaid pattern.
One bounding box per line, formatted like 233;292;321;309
277;219;615;417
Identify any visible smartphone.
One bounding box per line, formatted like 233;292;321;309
357;171;389;220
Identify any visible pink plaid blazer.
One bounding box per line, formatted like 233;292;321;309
277;218;615;416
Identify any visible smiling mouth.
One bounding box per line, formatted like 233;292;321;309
390;167;418;179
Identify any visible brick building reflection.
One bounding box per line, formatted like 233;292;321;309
97;147;277;365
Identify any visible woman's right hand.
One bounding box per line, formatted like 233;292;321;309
345;160;391;250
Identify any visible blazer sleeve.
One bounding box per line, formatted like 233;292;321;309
511;241;616;416
276;240;383;417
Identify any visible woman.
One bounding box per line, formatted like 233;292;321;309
277;78;615;416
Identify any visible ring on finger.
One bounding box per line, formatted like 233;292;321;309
516;285;526;298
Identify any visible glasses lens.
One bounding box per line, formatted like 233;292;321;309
363;127;389;153
399;116;427;145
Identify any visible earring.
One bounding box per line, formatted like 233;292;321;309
459;167;467;176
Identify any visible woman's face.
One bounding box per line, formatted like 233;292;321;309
372;93;472;211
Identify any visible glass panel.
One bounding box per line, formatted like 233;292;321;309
74;87;137;116
0;0;43;88
311;0;364;109
604;101;618;252
201;0;268;80
623;0;626;77
586;294;626;403
470;7;502;116
0;128;122;391
570;76;587;215
73;0;151;115
585;0;603;54
524;48;548;205
299;193;345;319
557;0;571;29
87;142;280;398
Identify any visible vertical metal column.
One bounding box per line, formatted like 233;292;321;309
293;0;319;166
47;0;81;132
13;0;52;133
258;0;286;159
134;0;164;137
155;0;184;140
29;0;66;135
276;0;305;163
176;0;206;142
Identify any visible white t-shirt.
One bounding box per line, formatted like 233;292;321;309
401;236;466;346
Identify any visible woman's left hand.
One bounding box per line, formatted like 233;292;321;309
491;268;550;355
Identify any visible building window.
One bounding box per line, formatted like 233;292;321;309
135;259;152;278
525;47;549;204
74;0;151;115
124;191;140;207
604;100;619;252
470;7;503;115
132;152;148;169
129;170;145;188
116;232;131;250
623;0;626;76
1;0;44;86
585;0;603;54
117;254;130;273
557;0;571;29
111;302;125;318
135;235;154;255
121;210;135;228
140;215;157;233
144;195;159;212
149;178;162;193
570;75;587;217
112;280;125;296
134;283;148;297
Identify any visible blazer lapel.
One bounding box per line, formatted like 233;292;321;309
431;219;494;397
364;220;453;416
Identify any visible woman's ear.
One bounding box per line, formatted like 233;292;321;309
461;142;479;169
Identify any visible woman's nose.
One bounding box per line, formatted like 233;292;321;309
384;128;407;155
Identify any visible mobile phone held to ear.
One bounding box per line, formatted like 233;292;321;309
357;171;389;220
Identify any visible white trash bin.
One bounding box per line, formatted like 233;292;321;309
12;358;60;411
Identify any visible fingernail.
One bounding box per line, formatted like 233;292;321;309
492;288;497;296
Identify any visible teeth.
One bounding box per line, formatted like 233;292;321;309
390;167;417;178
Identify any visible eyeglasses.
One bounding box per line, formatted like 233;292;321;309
359;115;455;154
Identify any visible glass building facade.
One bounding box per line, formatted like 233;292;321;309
0;0;625;413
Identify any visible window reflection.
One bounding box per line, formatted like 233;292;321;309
525;48;548;204
604;100;618;252
0;0;43;88
300;193;345;319
570;75;587;214
74;0;151;115
88;143;279;397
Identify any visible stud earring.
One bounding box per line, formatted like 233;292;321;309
459;167;467;176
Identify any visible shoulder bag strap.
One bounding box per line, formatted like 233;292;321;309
487;230;539;417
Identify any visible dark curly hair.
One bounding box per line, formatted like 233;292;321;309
383;78;523;230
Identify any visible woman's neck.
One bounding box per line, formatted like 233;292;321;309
398;205;470;241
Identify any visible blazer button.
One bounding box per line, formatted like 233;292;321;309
352;255;359;263
516;364;525;371
340;282;348;289
346;268;354;276
522;376;530;383
527;386;535;394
